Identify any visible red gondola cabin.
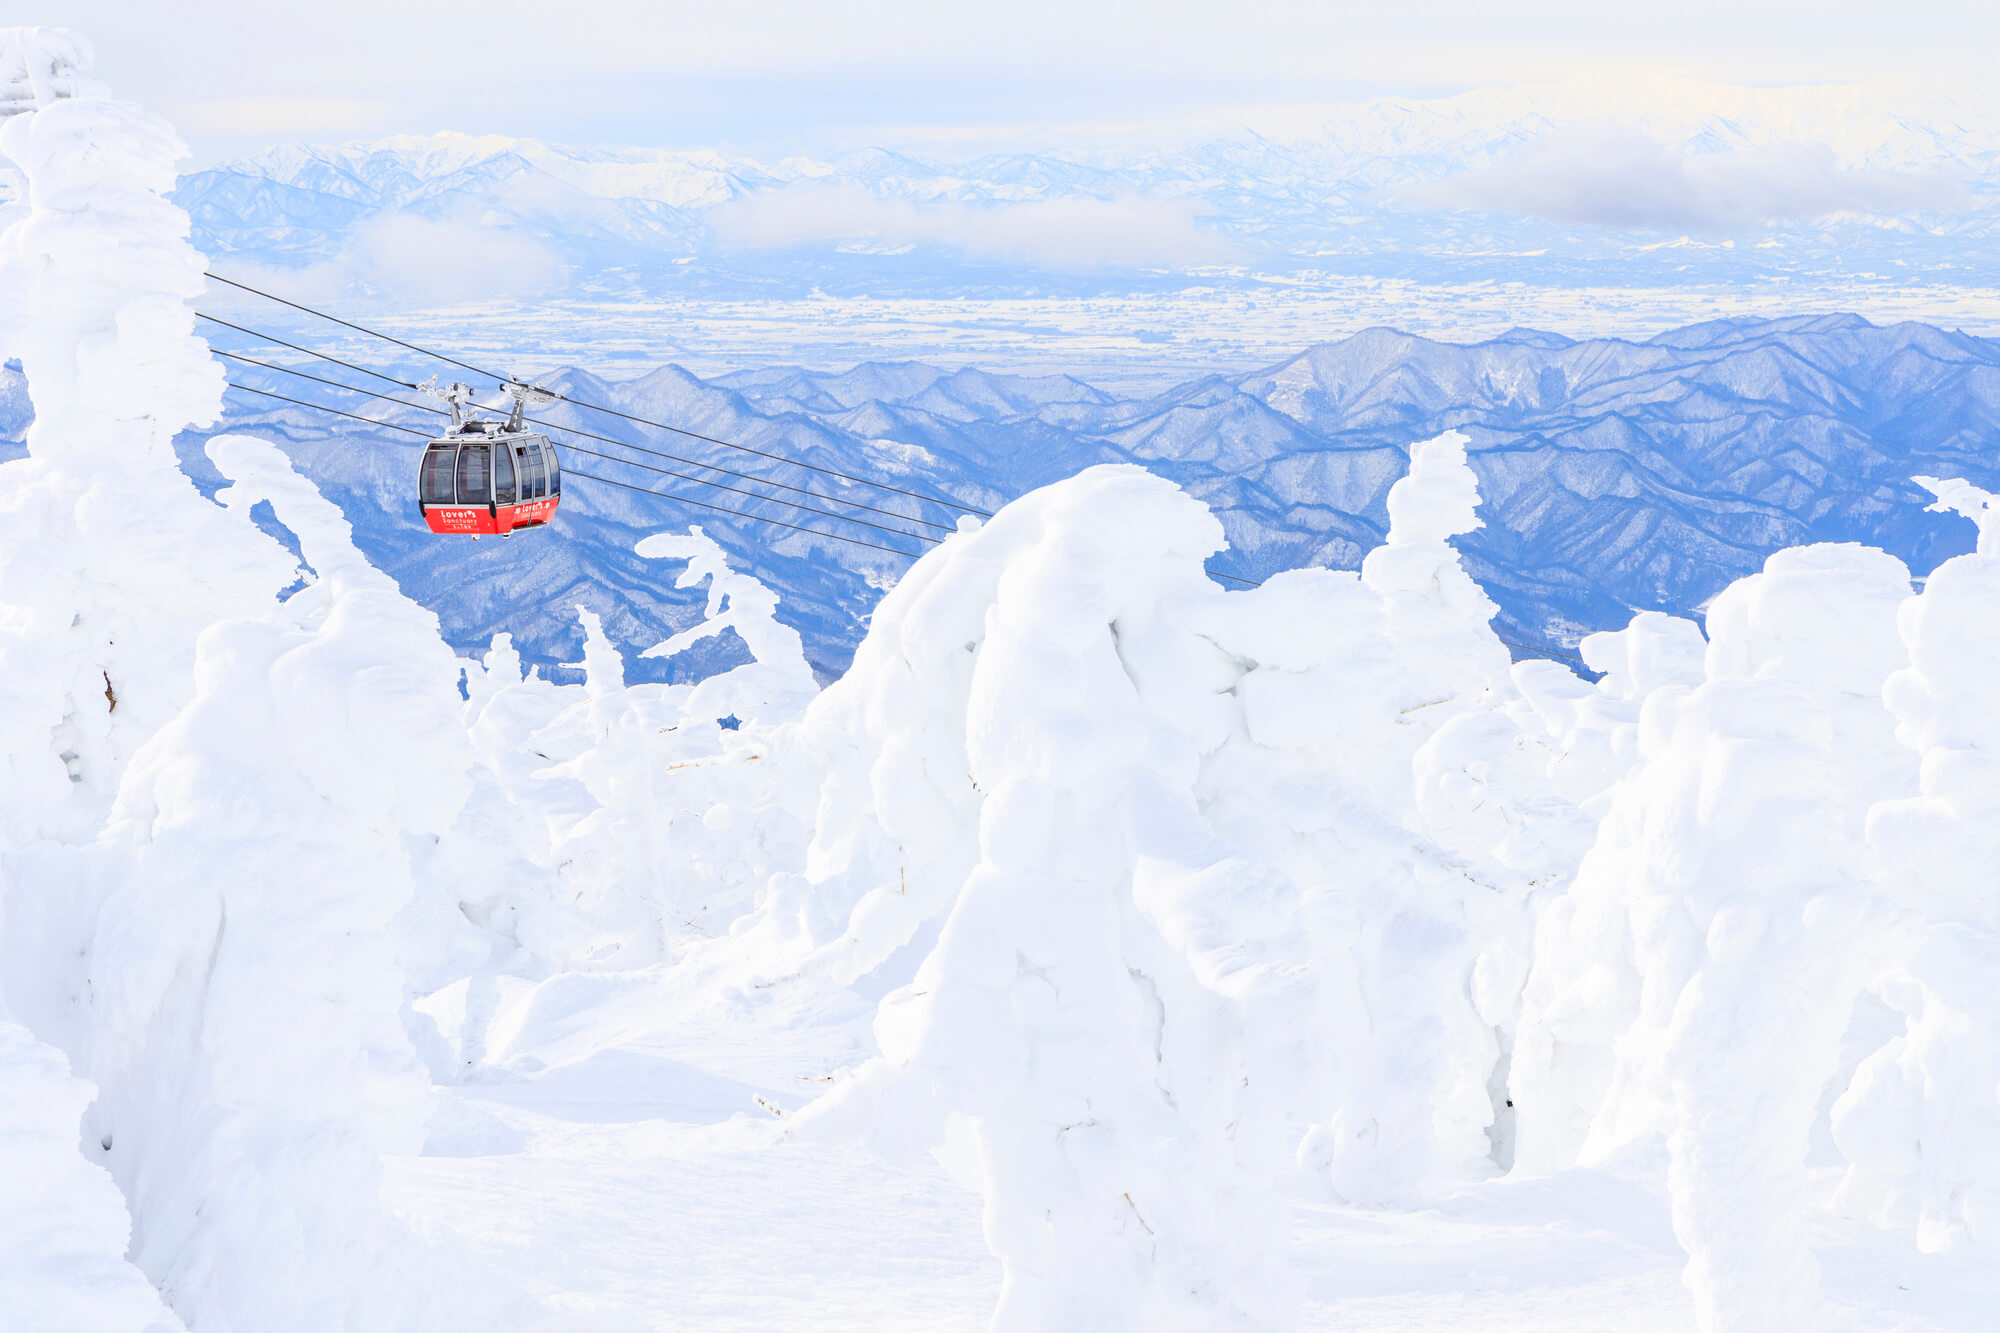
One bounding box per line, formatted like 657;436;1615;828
415;381;562;536
418;427;560;535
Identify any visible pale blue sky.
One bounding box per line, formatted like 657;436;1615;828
36;0;2000;165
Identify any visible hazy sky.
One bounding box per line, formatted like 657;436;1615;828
31;0;2000;164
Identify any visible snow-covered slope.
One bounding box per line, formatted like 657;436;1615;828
8;26;2000;1333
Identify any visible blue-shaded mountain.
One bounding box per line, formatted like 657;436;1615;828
121;314;2000;681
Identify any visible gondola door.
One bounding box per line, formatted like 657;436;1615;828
420;439;501;535
502;438;560;531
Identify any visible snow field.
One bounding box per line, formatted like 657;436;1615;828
3;24;2000;1333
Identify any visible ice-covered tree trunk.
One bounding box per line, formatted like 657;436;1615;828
0;28;289;858
782;437;1594;1326
0;38;525;1321
792;466;1307;1329
1289;429;1557;1201
0;31;291;1331
75;436;503;1329
1833;478;2000;1253
1506;611;1712;1174
1183;430;1584;1204
1516;544;1914;1331
635;526;819;727
426;529;823;986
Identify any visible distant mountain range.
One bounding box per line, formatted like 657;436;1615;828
5;313;1952;684
163;76;2000;306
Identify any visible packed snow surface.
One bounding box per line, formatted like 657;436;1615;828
5;24;2000;1333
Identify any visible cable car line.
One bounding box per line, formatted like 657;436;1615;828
548;395;991;517
204;322;956;534
213;349;435;411
225;381;434;437
219;362;943;544
202;291;974;524
207;273;492;379
515;415;956;534
204;271;993;517
206;279;1586;652
562;469;926;558
217;364;1310;596
221;382;929;557
198;313;423;392
219;384;1588;662
526;441;942;544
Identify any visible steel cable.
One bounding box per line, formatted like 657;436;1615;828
205;271;991;515
222;382;928;556
205;327;955;533
218;363;940;545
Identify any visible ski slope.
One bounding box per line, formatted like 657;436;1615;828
3;26;1999;1333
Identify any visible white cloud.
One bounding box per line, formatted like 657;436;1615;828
707;184;1230;270
205;214;566;311
343;214;566;303
1399;129;1967;232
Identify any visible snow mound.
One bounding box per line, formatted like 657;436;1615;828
0;1019;182;1333
764;437;1560;1325
5;29;2000;1332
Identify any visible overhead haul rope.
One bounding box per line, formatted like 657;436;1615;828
556;467;931;557
202;319;958;534
204;272;991;517
200;313;425;393
221;382;928;557
213;355;942;545
211;348;428;410
223;383;1585;660
200;276;1456;602
225;382;434;438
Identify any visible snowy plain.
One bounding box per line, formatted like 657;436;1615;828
4;24;2000;1333
132;68;2000;388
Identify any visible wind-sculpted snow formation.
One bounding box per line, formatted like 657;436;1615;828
758;434;1556;1328
0;27;260;1333
6;25;2000;1333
